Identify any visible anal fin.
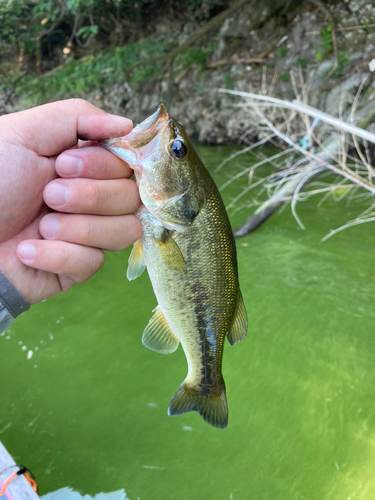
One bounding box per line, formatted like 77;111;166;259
227;291;248;345
127;240;145;281
142;305;179;354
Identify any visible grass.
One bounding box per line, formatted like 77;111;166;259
9;36;171;109
6;35;220;110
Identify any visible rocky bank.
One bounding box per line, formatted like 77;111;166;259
99;0;375;144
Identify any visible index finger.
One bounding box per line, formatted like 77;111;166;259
1;98;132;157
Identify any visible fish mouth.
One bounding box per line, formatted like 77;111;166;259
101;104;170;169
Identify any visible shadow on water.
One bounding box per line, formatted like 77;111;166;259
1;144;375;499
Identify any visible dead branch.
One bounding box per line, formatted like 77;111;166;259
206;56;266;69
233;137;338;236
220;87;375;238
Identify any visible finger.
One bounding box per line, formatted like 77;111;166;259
16;240;104;282
39;213;142;251
2;98;132;156
55;147;133;179
43;178;140;215
78;140;100;148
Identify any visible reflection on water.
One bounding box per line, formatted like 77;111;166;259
42;488;130;500
1;144;375;500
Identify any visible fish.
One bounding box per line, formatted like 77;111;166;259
102;104;247;429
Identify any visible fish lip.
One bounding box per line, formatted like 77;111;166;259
101;104;171;170
128;103;170;148
132;103;169;136
102;103;170;149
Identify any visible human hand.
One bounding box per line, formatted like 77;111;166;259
0;99;141;305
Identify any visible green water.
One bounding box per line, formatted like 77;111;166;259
1;145;375;500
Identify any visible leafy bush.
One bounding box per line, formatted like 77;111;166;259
320;24;333;54
315;23;333;61
14;36;170;107
275;46;288;58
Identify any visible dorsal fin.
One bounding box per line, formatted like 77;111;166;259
127;240;145;281
142;306;179;354
227;291;247;345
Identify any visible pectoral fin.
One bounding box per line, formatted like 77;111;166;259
127;240;145;281
142;306;179;354
227;291;248;345
154;234;186;274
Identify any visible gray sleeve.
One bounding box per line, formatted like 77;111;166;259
0;272;30;334
0;303;15;333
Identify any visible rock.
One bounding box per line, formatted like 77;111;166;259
348;0;363;13
316;60;334;77
325;73;363;116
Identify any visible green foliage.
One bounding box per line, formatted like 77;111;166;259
180;47;207;68
336;52;350;75
223;72;234;89
0;0;228;61
0;0;32;46
15;36;169;107
174;41;217;77
279;73;291;82
0;0;103;64
296;57;307;68
275;46;288;58
76;25;99;40
323;52;350;78
320;24;333;54
315;23;333;61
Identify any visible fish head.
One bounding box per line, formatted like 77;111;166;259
102;104;205;231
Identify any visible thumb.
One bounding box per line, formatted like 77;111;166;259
2;98;133;157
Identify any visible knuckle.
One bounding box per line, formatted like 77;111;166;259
87;181;104;211
57;244;72;268
74;249;104;283
81;218;94;242
68;98;91;113
126;215;142;242
120;179;140;212
114;215;141;251
89;249;105;273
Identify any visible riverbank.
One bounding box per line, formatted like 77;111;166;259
2;0;375;144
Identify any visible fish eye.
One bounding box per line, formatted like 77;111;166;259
170;139;187;159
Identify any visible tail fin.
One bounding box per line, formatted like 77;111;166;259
168;381;228;429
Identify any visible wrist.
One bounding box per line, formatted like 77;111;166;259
0;271;30;318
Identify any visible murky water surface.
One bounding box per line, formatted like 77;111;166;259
1;145;375;500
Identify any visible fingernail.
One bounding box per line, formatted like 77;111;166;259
40;216;59;239
106;113;133;127
18;243;36;261
45;182;69;206
57;153;83;176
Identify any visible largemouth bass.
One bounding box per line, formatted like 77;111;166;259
103;104;247;429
